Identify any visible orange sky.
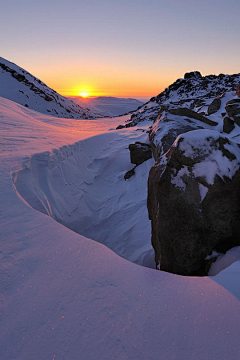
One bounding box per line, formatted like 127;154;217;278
2;1;240;100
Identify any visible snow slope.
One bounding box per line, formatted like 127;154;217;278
0;57;101;119
1;97;240;359
70;96;143;117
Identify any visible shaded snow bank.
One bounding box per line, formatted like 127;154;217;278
13;131;155;268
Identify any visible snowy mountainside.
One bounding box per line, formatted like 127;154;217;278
0;57;102;119
124;71;240;126
1;96;240;359
70;96;143;117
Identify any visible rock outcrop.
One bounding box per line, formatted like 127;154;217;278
129;142;152;165
124;142;152;180
144;77;240;276
148;130;240;275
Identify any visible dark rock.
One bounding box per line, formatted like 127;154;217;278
225;99;240;125
44;95;53;102
207;98;221;115
116;124;125;130
184;71;202;79
129;142;152;165
24;104;29;107
147;130;240;276
168;108;218;126
223;117;235;134
14;73;25;82
125;122;136;128
236;82;240;97
124;167;136;180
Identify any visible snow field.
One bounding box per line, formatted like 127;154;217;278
0;97;240;359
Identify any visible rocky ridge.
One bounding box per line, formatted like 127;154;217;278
142;72;240;276
121;71;240;127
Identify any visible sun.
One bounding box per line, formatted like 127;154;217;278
79;91;89;98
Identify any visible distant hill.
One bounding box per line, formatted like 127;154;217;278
70;96;144;117
0;57;101;119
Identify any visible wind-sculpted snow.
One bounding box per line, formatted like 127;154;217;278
1;97;240;359
13;131;155;267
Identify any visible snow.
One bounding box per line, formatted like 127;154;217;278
0;57;100;119
1;97;240;359
198;183;209;202
70;96;144;117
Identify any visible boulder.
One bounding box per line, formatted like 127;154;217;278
149;107;217;160
129;142;152;165
225;99;240;126
184;71;202;80
147;129;240;276
207;98;221;115
223;117;235;134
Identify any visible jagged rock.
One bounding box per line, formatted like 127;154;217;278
147;130;240;276
207;98;221;115
223;117;235;134
225;99;240;125
129;142;152;165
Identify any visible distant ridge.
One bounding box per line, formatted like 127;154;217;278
70;95;143;117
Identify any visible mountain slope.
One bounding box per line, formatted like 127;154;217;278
0;57;101;119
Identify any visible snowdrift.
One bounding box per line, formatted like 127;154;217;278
1;97;240;359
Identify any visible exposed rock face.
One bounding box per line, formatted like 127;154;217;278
223;117;235;134
225;99;240;126
207;98;221;115
148;130;240;275
129;142;152;165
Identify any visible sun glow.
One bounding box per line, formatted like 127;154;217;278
79;91;90;98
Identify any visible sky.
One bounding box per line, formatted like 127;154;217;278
1;0;240;100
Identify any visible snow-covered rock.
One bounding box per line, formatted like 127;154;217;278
148;129;240;275
117;71;240;128
146;76;240;275
0;57;102;119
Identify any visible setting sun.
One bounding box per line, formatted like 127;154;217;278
79;91;89;98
